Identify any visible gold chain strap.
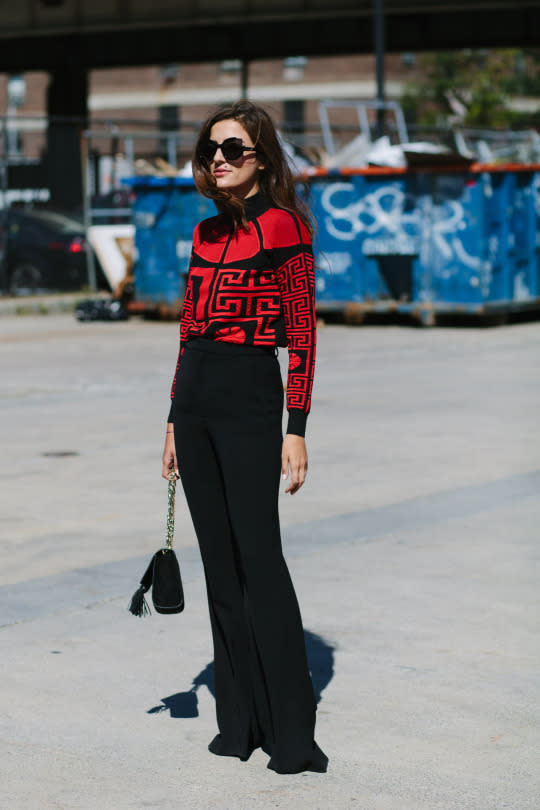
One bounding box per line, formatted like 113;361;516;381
165;467;176;551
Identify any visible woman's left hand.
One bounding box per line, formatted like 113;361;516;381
281;434;308;495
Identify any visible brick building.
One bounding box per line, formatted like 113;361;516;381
1;53;418;160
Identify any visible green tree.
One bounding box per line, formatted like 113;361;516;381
403;49;540;128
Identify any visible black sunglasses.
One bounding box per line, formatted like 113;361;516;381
200;137;257;163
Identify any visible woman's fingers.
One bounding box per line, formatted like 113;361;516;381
162;454;179;480
284;460;307;494
282;434;308;494
162;433;180;480
161;452;172;479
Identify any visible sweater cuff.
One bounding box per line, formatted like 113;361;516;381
286;409;307;437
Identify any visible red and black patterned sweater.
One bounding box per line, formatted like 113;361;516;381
168;191;316;436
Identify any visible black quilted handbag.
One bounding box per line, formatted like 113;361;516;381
128;468;184;616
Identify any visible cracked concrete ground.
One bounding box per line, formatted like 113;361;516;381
1;313;539;809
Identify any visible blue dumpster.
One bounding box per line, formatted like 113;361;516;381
123;176;215;312
125;167;540;322
305;164;540;323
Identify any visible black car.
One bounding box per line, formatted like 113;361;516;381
0;208;105;296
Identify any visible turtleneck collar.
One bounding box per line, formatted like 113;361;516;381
243;190;271;221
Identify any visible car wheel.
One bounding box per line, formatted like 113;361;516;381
9;263;45;296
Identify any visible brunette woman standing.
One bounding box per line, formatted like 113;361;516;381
161;101;327;775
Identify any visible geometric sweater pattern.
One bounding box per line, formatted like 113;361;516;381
169;192;316;436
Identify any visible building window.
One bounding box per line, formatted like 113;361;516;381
159;64;180;85
283;57;307;81
283;100;305;135
220;60;242;74
401;53;416;68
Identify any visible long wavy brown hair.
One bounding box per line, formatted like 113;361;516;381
192;101;313;235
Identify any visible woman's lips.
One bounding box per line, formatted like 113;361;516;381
214;169;230;177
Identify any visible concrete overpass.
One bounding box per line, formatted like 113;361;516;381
1;1;539;72
2;0;539;212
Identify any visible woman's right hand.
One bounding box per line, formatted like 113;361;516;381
162;424;179;480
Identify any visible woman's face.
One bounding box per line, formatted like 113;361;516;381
207;118;264;199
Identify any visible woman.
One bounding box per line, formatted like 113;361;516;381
161;101;327;775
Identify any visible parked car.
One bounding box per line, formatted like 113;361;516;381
0;208;107;296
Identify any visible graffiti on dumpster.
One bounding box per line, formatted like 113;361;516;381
532;173;540;223
532;174;540;255
319;182;483;272
317;251;352;275
176;240;192;260
315;250;353;293
320;183;417;247
176;240;193;273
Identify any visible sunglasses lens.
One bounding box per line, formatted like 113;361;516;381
200;141;218;162
221;141;244;161
200;138;255;163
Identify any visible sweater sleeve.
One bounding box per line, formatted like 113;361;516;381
274;213;317;437
167;232;196;423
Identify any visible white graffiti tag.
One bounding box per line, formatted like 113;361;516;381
320;181;482;270
321;182;418;242
532;172;540;219
428;198;482;270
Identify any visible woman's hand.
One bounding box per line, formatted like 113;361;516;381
162;424;179;480
281;434;308;495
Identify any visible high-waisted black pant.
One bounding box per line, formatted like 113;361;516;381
172;338;327;774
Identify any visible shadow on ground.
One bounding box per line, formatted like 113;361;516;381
321;308;540;329
147;629;335;719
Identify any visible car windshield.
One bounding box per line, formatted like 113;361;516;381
20;210;83;233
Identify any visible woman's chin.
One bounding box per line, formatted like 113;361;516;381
216;180;238;194
214;177;258;199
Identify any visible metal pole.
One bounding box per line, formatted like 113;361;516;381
110;126;119;190
0;119;8;198
373;0;386;139
7;105;18;156
80;131;97;292
0;120;9;292
125;135;135;170
167;133;177;168
240;61;249;100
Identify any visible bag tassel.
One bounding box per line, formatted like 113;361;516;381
128;585;151;617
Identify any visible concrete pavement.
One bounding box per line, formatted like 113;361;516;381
1;314;539;809
0;291;108;318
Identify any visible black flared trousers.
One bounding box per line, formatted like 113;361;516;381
172;338;327;774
